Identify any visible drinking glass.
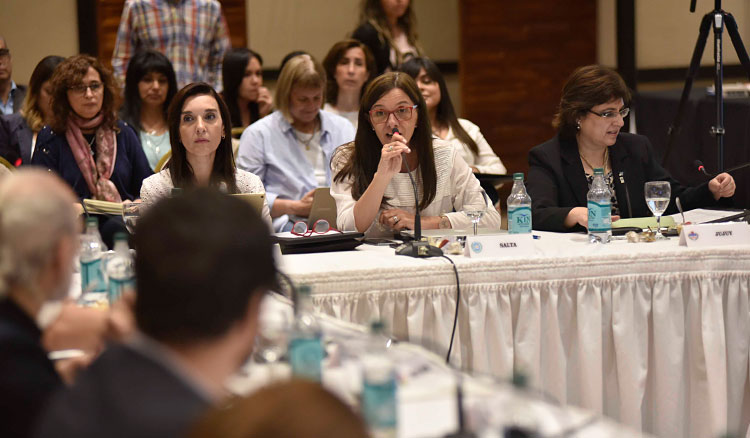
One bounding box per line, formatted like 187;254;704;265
122;202;141;234
644;181;671;240
463;190;489;236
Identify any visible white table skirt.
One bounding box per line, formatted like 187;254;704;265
279;232;750;438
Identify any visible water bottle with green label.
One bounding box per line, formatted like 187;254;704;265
587;168;612;243
105;232;135;304
507;173;532;234
288;285;324;381
362;320;397;438
80;217;106;294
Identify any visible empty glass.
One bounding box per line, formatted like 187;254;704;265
462;190;489;236
644;181;671;240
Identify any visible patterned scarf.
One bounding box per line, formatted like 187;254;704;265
66;113;121;202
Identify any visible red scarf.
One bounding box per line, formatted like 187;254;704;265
66;113;121;202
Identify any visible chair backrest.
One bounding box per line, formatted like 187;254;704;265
154;150;172;173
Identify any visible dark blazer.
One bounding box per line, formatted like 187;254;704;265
35;343;211;438
352;22;391;75
30;120;152;201
527;132;720;232
0;298;63;438
12;84;27;114
0;113;33;165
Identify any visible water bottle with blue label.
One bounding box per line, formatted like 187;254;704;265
362;320;397;438
587;168;612;243
507;172;532;234
105;232;135;304
79;217;106;295
288;285;324;381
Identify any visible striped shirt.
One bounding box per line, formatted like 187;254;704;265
112;0;231;90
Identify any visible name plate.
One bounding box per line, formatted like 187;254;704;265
465;234;535;258
679;222;750;247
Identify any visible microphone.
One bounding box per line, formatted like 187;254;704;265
391;127;442;258
695;159;750;177
695;160;711;176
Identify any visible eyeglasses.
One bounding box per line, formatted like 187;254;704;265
369;105;417;124
0;49;9;58
588;107;630;119
69;82;103;95
291;219;342;237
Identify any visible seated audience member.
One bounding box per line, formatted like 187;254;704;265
189;380;369;438
222;48;272;129
400;57;506;176
331;72;501;237
322;39;376;129
35;189;277;438
0;169;88;437
0;36;26;115
31;54;152;202
119;50;178;170
237;54;355;232
352;0;422;75
526;65;735;232
0;56;64;166
279;50;308;72
140;82;271;224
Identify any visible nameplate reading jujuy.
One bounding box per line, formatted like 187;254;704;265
679;222;750;248
465;234;535;258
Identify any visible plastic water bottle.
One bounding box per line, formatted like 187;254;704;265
288;285;324;381
587;168;612;243
105;232;135;304
507;172;532;234
361;320;397;438
79;217;106;294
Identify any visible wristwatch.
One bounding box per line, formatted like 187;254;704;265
438;214;451;229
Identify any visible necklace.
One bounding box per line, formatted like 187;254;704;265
579;147;609;174
293;125;318;151
144;130;168;157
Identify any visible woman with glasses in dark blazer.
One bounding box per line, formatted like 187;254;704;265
526;65;735;232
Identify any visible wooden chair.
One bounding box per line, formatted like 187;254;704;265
154;150;172;173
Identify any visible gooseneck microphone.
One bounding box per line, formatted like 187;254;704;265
696;159;750;177
391;127;442;258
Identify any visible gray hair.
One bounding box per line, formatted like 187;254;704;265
0;170;78;299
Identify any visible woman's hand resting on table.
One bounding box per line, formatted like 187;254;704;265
564;207;620;229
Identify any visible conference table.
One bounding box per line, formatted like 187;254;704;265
278;211;750;438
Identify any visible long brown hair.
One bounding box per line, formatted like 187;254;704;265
166;82;237;193
21;55;65;132
358;0;420;57
48;54;120;133
400;57;479;155
333;72;435;211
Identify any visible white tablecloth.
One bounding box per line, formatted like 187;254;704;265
278;229;750;438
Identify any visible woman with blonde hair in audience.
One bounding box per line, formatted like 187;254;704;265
331;72;500;237
322;39;376;129
119;49;178;171
32;54;152;203
0;55;64;166
352;0;422;75
189;380;369;438
237;54;354;232
221;48;273;130
140;82;271;224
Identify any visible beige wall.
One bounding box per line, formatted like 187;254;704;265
597;0;750;69
247;0;458;69
0;0;79;85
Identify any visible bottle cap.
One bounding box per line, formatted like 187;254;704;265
113;232;129;242
370;320;385;333
297;285;312;296
593;168;604;175
513;172;524;180
85;217;98;227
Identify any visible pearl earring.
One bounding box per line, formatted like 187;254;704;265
576;121;581;130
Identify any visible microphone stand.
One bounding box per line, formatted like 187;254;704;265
392;128;442;258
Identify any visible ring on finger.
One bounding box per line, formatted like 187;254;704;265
389;145;393;152
392;215;399;223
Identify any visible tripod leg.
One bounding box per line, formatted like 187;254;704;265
723;13;750;80
663;13;712;166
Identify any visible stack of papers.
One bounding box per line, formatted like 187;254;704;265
82;199;123;216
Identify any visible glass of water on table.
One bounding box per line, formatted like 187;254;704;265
463;190;489;236
644;181;671;240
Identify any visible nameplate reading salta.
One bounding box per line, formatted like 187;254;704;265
465;234;534;258
679;222;750;247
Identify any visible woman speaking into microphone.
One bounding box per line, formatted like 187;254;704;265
331;72;500;237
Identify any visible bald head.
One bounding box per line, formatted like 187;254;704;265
0;169;79;300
